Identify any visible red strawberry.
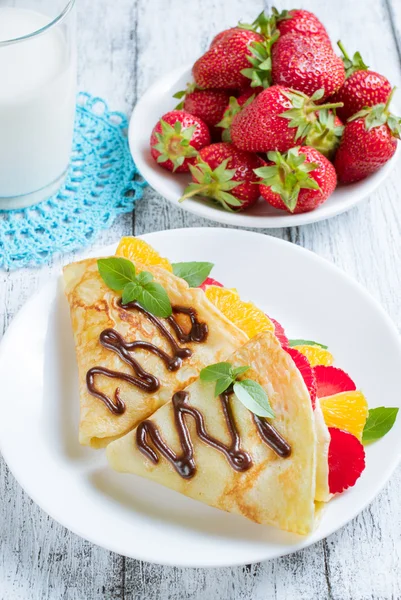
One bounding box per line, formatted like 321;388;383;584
328;427;366;494
268;316;289;347
272;33;345;100
230;86;343;153
256;146;337;214
150;110;210;173
334;90;400;184
210;28;238;48
180;142;264;211
199;277;224;291
193;28;265;90
330;42;392;122
285;346;316;408
273;8;330;40
314;365;356;398
173;84;230;128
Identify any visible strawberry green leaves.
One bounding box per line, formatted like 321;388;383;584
337;40;369;78
172;262;214;287
97;257;172;318
152;119;198;171
362;407;399;443
254;147;320;212
350;88;401;138
180;158;242;211
200;362;274;418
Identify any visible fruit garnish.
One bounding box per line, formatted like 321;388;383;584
204;285;275;338
314;365;356;398
116;237;172;272
293;344;334;367
328;427;365;494
199;277;224;291
268;316;289;347
285;346;317;408
320;391;368;440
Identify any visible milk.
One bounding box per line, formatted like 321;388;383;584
0;7;76;208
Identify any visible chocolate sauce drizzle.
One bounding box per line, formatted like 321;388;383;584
86;301;208;414
137;390;252;478
136;389;292;479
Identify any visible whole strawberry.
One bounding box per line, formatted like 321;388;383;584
193;28;265;90
173;84;230;128
330;42;392;122
180;142;264;211
334;91;400;184
272;33;345;100
230;85;343;153
255;146;337;213
150;110;210;173
273;8;330;40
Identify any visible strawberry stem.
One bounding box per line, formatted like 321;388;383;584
385;87;396;112
179;184;210;202
305;101;344;115
337;40;349;61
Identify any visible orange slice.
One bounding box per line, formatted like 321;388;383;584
293;344;334;367
204;286;274;338
115;237;172;272
320;390;368;440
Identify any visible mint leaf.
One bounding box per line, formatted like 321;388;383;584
136;281;172;318
233;380;275;418
215;376;234;397
362;407;399;443
122;281;141;304
200;362;232;382
172;261;214;287
288;339;328;349
137;271;154;285
97;257;136;291
230;366;250;378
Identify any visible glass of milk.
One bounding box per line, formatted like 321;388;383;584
0;0;76;209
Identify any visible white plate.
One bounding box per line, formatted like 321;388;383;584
129;65;400;229
1;228;401;567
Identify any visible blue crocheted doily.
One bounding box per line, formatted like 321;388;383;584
0;92;146;270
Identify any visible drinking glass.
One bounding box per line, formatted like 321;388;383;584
0;0;76;209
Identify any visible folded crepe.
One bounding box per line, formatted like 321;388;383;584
63;258;248;448
107;331;319;535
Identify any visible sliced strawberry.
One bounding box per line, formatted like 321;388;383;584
328;427;365;494
314;365;356;398
268;316;289;347
199;277;224;291
285;347;316;408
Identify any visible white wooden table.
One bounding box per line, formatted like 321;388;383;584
1;0;401;598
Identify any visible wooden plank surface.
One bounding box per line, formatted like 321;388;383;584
1;0;401;598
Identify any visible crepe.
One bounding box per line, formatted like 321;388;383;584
63;258;248;448
107;332;318;535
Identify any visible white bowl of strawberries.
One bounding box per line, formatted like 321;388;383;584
129;8;400;228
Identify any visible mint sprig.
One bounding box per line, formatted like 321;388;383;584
97;257;172;318
200;362;274;418
288;339;328;349
362;407;399;443
172;261;214;287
